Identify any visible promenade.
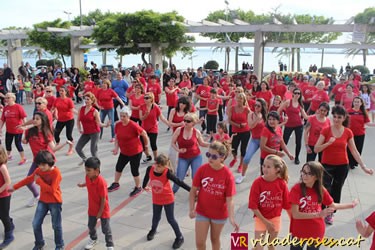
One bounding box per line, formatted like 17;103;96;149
4;101;375;250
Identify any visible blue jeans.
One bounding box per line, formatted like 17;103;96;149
17;90;24;104
243;138;260;165
32;201;64;248
100;109;115;139
173;155;202;193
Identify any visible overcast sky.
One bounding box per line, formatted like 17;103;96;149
1;0;374;29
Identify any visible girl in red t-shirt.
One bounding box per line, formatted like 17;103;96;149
200;89;220;142
309;81;329;114
256;81;273;108
314;105;373;224
189;142;239;250
290;162;358;249
142;154;190;249
249;155;290;250
0;147;14;248
340;84;357;110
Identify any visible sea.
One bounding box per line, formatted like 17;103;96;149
1;47;374;74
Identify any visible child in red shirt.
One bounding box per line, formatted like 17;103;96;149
77;157;114;249
10;150;64;250
200;89;220;142
356;212;375;250
142;154;190;249
189;142;239;250
249;154;290;250
213;122;231;160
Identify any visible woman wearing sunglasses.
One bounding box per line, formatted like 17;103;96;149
277;88;309;165
171;113;209;193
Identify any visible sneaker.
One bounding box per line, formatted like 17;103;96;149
229;158;237;168
235;175;244;184
107;247;114;250
27;195;39;207
147;229;156;241
172;236;184;249
129;187;142;197
109;138;115;143
32;245;45;250
18;158;27;165
325;214;334;225
66;150;74;156
84;238;98;250
107;182;120;192
142;156;152;164
237;165;243;173
294;158;300;165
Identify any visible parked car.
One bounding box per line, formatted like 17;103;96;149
363;74;375;82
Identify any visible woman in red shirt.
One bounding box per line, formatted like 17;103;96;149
52;87;75;155
178;72;191;89
277;88;308;165
260;111;294;174
165;78;180;121
330;77;347;105
314;105;373;224
309;81;329;115
267;71;278;89
83;75;95;95
340;84;357;110
347;97;371;169
76;92;109;165
32;84;45;102
256;81;273;108
129;83;145;125
195;77;211;133
227;93;251;173
52;72;66;97
0;93;27;165
301;78;317;112
107;106;150;196
139;92;169;163
171;113;209;193
189;142;238;250
97;79;125;142
44;86;56;111
303;102;330;162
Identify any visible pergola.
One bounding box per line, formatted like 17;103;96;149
1;20;374;77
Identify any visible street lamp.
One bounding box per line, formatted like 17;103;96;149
63;11;72;22
79;0;83;28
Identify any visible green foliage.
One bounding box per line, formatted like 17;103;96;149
352;65;370;75
354;8;375;25
204;60;219;70
46;59;62;67
163;60;168;70
72;9;113;26
79;67;89;81
36;59;48;67
318;67;337;75
92;10;193;61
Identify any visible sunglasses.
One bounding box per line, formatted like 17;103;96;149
144;96;151;100
46;91;52;93
184;119;192;123
293;92;301;95
35;102;43;105
206;152;222;160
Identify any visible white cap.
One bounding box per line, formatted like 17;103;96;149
119;106;131;115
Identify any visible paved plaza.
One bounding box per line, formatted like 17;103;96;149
3;102;375;250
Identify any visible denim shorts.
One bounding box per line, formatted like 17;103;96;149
196;213;227;224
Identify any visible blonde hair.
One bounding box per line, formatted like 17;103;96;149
145;92;155;103
209;141;228;160
264;154;289;182
102;79;112;88
0;146;7;165
237;92;247;106
184;112;198;123
36;97;48;105
84;92;97;105
6;93;16;100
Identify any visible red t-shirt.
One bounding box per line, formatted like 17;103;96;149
140;104;161;133
171;111;185;132
256;91;273;107
177;127;200;159
310;90;329;112
207;98;220;116
341;93;356;110
53;97;74;122
178;80;191;89
321;127;353;165
26;130;54;160
41;108;54;129
247;99;256;112
149;166;174;205
193;163;236;220
301;86;316;103
348;109;370;136
83;81;95;94
230;106;250;133
115;120;143;156
129;94;145;119
196;85;211;107
1;104;27;134
53;78;66;92
146;83;162;104
80;106;100;134
97;88;118;110
331;84;347;102
260;126;283;159
251;115;265;139
248;176;290;219
307;116;330;146
213;133;230;143
272;84;287;99
33;90;45;99
289;184;333;239
0;164;10;198
86;175;110;218
285;102;303;128
165;87;179;107
46;96;56;111
365;212;375;250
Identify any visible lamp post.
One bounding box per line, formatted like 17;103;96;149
63;11;72;22
79;0;83;28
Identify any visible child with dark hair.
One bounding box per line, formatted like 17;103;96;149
142;154;190;249
77;157;114;250
10;150;64;250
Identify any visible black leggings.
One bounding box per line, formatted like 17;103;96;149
231;131;251;157
306;145;322;162
323;164;349;204
151;202;182;238
283;125;303;160
5;133;23;152
347;134;365;168
206;114;217;134
115;152;142;177
0;195;12;232
147;133;158;151
54;119;74;143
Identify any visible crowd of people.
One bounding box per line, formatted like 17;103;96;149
0;61;375;250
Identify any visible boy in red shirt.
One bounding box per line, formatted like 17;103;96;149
78;157;114;250
10;150;64;250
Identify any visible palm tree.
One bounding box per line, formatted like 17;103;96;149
344;35;375;66
24;48;47;60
